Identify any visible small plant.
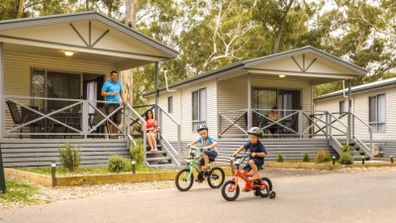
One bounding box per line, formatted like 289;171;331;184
315;149;331;163
130;138;145;166
302;153;310;162
339;144;354;165
277;154;284;162
342;144;350;153
58;143;81;172
108;155;131;173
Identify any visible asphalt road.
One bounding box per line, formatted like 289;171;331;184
1;168;396;223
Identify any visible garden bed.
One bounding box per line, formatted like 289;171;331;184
5;166;233;187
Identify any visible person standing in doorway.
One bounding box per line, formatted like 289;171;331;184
101;70;127;139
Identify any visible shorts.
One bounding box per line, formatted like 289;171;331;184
198;149;218;165
105;103;122;125
243;158;264;171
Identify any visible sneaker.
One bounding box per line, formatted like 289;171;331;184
196;172;204;183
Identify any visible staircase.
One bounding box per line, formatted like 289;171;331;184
145;143;174;167
127;104;181;168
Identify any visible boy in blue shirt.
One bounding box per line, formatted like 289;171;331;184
188;124;218;173
233;127;267;182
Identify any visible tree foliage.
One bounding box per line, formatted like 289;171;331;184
0;0;395;102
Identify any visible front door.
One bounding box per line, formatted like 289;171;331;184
252;88;301;128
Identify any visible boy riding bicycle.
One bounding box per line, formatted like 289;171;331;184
188;124;218;172
233;127;267;184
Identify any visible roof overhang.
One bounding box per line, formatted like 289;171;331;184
0;11;178;70
144;46;367;97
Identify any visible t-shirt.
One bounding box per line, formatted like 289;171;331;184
243;142;267;162
197;135;217;151
101;80;123;103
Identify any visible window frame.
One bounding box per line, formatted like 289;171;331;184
368;94;386;133
167;96;173;113
192;88;207;131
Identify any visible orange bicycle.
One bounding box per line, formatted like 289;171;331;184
221;153;276;201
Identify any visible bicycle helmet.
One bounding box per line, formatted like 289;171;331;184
247;127;263;138
196;123;208;132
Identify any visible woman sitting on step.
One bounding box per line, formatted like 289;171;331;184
145;110;160;152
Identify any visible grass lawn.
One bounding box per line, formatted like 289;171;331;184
0;180;40;208
19;165;165;176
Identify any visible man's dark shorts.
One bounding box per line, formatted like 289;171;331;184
243;158;264;171
105;103;122;125
198;149;217;165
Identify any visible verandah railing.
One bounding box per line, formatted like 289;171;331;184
218;109;374;156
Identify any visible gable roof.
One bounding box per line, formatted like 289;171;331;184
314;77;396;101
0;11;178;59
144;45;367;96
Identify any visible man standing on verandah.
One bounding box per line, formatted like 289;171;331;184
101;70;127;139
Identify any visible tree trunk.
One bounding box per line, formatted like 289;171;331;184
272;0;295;54
125;0;138;28
17;0;24;18
86;0;90;10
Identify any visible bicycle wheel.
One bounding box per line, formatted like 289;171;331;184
207;167;225;189
221;180;240;201
254;177;272;197
175;168;194;192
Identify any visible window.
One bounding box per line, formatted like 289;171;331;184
31;68;81;112
31;69;45;111
192;88;207;131
339;100;345;113
369;94;385;132
167;96;173;113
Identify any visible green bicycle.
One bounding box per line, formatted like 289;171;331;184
175;145;225;192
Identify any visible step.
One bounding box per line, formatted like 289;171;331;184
146;150;167;155
146;156;172;164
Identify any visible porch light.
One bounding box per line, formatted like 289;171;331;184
64;50;74;57
279;74;286;78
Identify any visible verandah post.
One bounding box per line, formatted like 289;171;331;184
0;42;5;193
247;75;252;131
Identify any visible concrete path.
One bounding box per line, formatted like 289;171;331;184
1;168;396;223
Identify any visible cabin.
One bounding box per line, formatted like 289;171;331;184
0;12;179;167
144;46;376;161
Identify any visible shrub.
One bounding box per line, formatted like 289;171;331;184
130;138;145;166
342;144;350;153
108;155;131;173
277;154;284;162
339;144;353;165
339;152;354;165
59;143;81;172
315;149;331;163
302;153;310;162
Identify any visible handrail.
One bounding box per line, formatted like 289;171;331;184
156;104;180;126
351;113;373;157
329;135;343;154
125;103;147;164
160;135;180;166
354;135;372;157
156;104;182;153
5;94;120;104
